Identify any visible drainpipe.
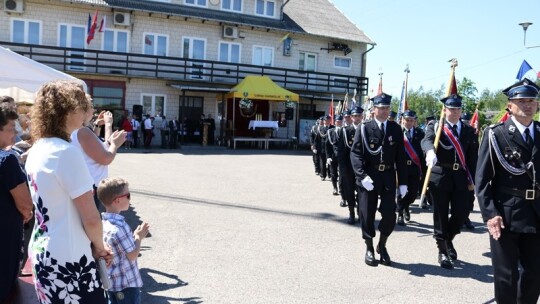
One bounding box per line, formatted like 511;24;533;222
360;43;376;99
280;0;291;21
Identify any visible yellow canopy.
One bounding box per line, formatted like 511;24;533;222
227;75;299;102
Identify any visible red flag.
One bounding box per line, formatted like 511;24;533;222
498;111;510;123
328;97;335;125
145;36;152;46
470;110;479;131
537;70;540;78
86;10;98;44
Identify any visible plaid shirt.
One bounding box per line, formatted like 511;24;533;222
102;212;143;291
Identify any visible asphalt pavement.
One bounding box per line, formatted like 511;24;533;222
110;146;495;304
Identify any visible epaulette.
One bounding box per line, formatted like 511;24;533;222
488;122;504;129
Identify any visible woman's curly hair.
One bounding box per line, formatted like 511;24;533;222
30;80;89;142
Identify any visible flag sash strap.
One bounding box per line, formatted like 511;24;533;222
403;134;422;175
442;125;474;185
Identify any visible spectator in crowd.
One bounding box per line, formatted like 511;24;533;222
121;115;133;149
144;114;153;149
168;116;179;149
131;114;140;148
161;115;169;148
206;114;216;145
25;80;112;304
0;102;33;302
98;177;150;304
71;97;126;212
1;96;21;143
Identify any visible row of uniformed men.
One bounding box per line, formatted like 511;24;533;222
312;78;540;304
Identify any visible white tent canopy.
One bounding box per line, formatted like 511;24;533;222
0;46;86;103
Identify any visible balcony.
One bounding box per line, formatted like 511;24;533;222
0;41;368;97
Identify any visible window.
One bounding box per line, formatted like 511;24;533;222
102;29;129;52
142;94;166;117
299;104;316;119
334;56;352;69
11;19;41;44
143;33;168;56
58;23;86;71
219;42;241;63
185;0;206;6
299;52;317;72
85;79;126;127
252;46;273;67
183;37;207;79
255;0;275;17
222;0;241;11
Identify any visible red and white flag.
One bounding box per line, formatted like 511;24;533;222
98;15;106;32
86;10;98;44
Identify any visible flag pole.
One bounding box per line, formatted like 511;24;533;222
398;64;410;119
419;58;458;204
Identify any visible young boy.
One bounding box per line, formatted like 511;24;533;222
97;177;150;304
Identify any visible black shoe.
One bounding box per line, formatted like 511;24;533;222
397;214;405;226
438;253;453;269
365;249;378;267
315;172;320;175
420;202;429;210
376;245;392;266
464;218;475;230
447;242;458;260
321;177;325;181
404;207;411;221
333;188;339;196
347;214;356;225
339;200;347;207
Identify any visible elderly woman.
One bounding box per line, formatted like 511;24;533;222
0;102;33;302
25;80;111;304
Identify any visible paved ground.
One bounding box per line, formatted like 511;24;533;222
109;146;495;304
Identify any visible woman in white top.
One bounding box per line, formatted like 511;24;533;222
26;80;112;304
71;99;125;211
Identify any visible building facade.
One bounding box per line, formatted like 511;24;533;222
0;0;374;145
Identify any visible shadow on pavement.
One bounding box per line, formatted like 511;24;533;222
117;145;311;157
140;268;196;303
392;258;494;283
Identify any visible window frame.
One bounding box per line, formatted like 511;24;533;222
141;93;167;117
252;45;274;67
185;0;208;7
10;18;42;44
221;0;242;12
333;56;352;70
218;40;242;63
142;32;169;56
57;22;87;71
101;28;130;52
255;0;276;17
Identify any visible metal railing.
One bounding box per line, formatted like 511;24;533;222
1;41;368;95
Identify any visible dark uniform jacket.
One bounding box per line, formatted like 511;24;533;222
340;124;358;168
476;120;540;233
350;119;408;189
421;121;478;191
403;127;426;178
325;126;341;159
314;125;328;155
310;125;318;147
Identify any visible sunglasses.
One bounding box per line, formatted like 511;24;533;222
115;192;131;200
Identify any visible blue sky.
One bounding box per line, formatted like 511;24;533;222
331;0;540;98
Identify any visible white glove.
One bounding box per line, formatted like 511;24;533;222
326;158;332;165
399;185;408;197
425;149;437;167
313;149;317;154
361;176;374;191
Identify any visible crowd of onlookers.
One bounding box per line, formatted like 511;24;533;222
1;80;149;304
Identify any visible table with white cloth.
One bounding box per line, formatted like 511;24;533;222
248;120;279;131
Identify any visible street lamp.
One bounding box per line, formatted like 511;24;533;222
519;22;540;48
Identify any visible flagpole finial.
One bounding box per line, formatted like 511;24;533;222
404;64;410;73
448;58;458;68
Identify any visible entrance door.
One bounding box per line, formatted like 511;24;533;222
178;96;204;143
299;52;317;89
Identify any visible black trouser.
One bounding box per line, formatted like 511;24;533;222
329;157;339;189
490;231;540;304
397;171;421;213
428;180;469;246
357;173;397;239
318;153;327;178
339;162;356;214
313;152;320;174
161;129;169;148
132;130;139;148
169;128;178;148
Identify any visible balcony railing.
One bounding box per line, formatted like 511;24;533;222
1;41;368;96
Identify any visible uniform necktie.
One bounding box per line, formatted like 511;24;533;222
525;128;533;148
452;124;458;137
380;122;385;138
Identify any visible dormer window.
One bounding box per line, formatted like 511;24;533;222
255;0;275;17
222;0;242;12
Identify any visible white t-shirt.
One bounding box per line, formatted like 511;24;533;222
25;137;96;277
71;128;109;185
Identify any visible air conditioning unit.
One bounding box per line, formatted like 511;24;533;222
4;0;24;13
223;25;238;39
113;12;130;26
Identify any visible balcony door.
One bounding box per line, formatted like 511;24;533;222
299;52;317;89
183;37;206;80
58;24;86;71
